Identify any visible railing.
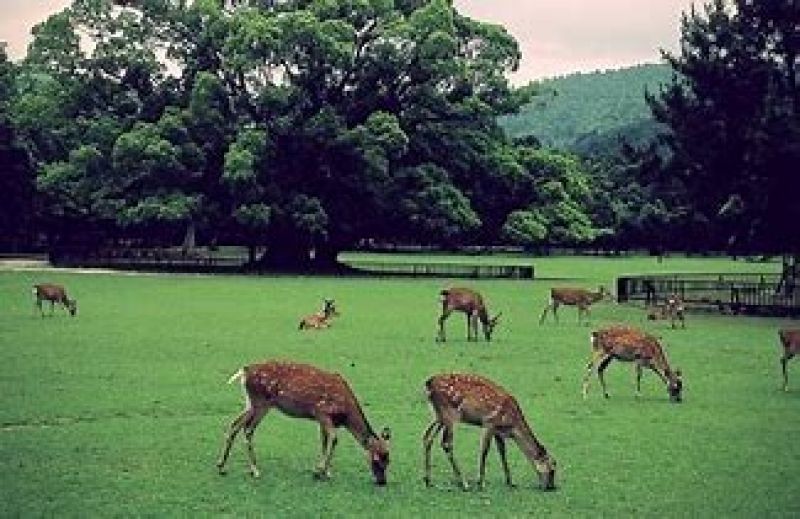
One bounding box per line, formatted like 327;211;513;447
344;259;534;279
52;247;249;273
617;273;799;316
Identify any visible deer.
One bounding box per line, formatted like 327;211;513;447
779;329;800;392
298;298;338;330
422;373;556;491
217;360;391;485
32;283;77;317
582;325;683;402
436;287;501;342
646;293;686;329
539;286;612;325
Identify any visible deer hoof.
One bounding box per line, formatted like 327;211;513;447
459;481;470;491
216;464;227;476
250;468;261;478
423;476;431;487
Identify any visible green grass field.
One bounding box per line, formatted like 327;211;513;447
1;255;798;517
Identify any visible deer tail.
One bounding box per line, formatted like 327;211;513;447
227;368;246;385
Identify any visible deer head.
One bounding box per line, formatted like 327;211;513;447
323;298;338;317
483;312;502;341
535;453;557;491
366;427;391;485
666;369;683;402
598;286;614;303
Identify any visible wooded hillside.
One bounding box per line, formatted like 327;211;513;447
501;64;672;155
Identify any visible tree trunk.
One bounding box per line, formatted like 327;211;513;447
182;221;196;253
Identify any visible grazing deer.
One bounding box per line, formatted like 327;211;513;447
647;294;686;329
32;283;77;317
298;298;338;330
422;373;556;491
779;329;800;392
582;325;683;402
436;287;501;342
217;360;391;485
539;286;612;325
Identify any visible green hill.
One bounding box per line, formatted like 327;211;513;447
501;63;673;155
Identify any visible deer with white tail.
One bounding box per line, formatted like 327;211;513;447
583;325;683;402
539;286;612;325
436;287;501;342
422;373;556;491
33;283;77;317
298;298;338;330
217;360;391;485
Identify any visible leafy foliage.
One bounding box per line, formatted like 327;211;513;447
500;64;672;156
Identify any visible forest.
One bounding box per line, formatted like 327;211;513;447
0;0;797;267
500;63;672;157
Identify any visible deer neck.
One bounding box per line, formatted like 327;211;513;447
344;400;378;451
512;419;550;467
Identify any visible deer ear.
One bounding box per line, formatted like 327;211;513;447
675;369;682;377
380;427;392;441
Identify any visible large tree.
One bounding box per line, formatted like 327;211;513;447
650;0;800;254
16;0;533;267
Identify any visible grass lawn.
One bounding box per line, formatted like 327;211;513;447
1;255;798;517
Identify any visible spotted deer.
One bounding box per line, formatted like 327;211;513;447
298;298;338;330
33;283;77;317
779;329;800;392
539;286;612;325
422;373;556;491
217;360;391;485
436;287;501;342
583;325;682;402
647;293;685;329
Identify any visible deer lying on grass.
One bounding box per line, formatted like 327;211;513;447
646;294;685;329
582;325;683;402
422;373;556;491
32;283;77;317
539;286;612;325
436;287;501;342
217;360;391;485
779;329;800;392
298;298;338;330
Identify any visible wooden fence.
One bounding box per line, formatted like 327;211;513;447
343;259;534;279
617;273;799;317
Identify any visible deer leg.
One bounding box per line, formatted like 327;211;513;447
552;302;560;323
781;353;793;392
538;303;550;325
494;435;514;487
437;310;451;342
597;355;614;398
582;349;606;398
635;363;643;397
477;427;495;490
49;300;55;316
242;405;269;478
441;424;468;491
314;419;337;479
422;421;443;487
216;408;250;474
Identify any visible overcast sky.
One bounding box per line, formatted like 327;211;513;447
1;0;696;83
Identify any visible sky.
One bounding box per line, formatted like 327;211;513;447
1;0;696;83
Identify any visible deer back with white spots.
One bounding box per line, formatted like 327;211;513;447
217;360;391;485
436;287;501;342
422;373;556;491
